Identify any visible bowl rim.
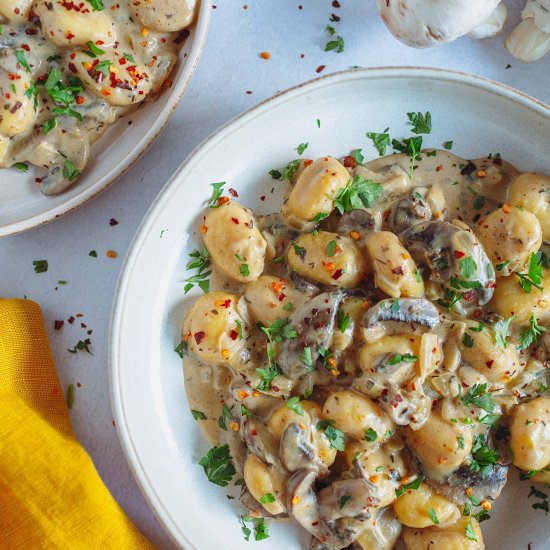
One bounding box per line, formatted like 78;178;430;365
0;0;212;238
109;66;550;548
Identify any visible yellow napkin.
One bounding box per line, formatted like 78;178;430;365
0;298;154;549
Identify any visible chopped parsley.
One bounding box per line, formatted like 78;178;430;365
428;507;439;525
333;176;382;214
302;346;315;371
199;444;236;487
174;340;186;358
407;111;432;134
470;434;499;479
518;312;546;351
459;256;477;279
292;242;306;258
339;495;351;509
269;169;282;180
256;365;281;392
462;332;475;348
465;520;477;541
218;404;233;431
240;516;269;541
123;52;136;63
16;50;31;73
460;383;495;414
13;162;29;173
261;318;298;342
67;384;75;409
279;159;301;182
239;262;250;277
387;353;417;365
395;475;424;498
516;252;543;293
327;240;337;257
496;260;511;272
350;148;364;164
208;181;226;207
83;41;105;58
67;340;92;354
296;142;309;155
390;299;400;313
87;0;104;10
63;160;81;181
184;246;211;293
337;309;350;333
312;212;328;222
286;396;304;416
392;135;423;178
364;428;378;442
42;117;57;134
191;409;207;421
259;492;275;504
443;141;453;150
33;260;48;273
316;419;345;451
493;316;514;348
325;35;345;53
366;128;390;156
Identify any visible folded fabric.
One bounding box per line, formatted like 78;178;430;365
0;298;154;549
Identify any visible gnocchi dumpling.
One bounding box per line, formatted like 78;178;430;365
364;231;424;298
33;0;116;48
492;270;550;326
0;0;32;21
0;68;36;137
323;390;394;443
475;206;542;276
393;482;460;528
181;291;247;367
510;396;550;471
243;453;285;515
405;411;472;476
129;0;196;32
403;516;484;549
283;157;349;227
203;201;267;283
287;230;366;288
509;172;550;241
355;505;402;550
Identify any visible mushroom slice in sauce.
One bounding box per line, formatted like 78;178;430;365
276;291;343;379
280;422;323;473
401;220;496;306
425;463;508;505
362;298;440;329
388;189;433;235
334;209;381;237
242;417;281;467
286;470;358;549
317;477;379;521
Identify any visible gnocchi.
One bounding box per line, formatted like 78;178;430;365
403;516;484;549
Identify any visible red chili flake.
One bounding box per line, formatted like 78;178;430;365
21;44;30;51
300;53;305;58
454;250;465;259
69;52;76;60
119;58;127;65
391;266;404;275
278;293;286;302
316;65;326;73
250;428;257;436
68;316;75;324
343;156;356;168
488;281;497;288
229;330;238;340
462;291;475;302
25;28;38;35
231;217;240;224
80;323;86;328
260;195;266;201
66;32;75;39
332;0;340;7
193;331;206;345
109;218;118;226
486;360;494;369
54;320;64;330
331;269;343;280
77;382;81;387
228;187;238;197
246;90;253;94
272;386;279;392
68;62;77;74
435;165;443;172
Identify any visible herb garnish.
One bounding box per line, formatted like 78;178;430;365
337;309;350;332
296;142;309;155
387;353;417;365
33;260;48;273
333;176;382;214
429;507;439;525
316;419;345;451
16;50;31;73
240;516;269;541
470;434;498;479
184;246;211;293
364;428;377;442
199;444;236;487
87;0;104;10
460;383;495;414
395;475;424;498
367;128;390;156
191;409;207;420
209;182;226;207
493;316;514;348
286;396;304;416
516;252;543;293
518;313;547;351
407;111;432;134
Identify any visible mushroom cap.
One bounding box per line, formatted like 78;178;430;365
376;0;502;48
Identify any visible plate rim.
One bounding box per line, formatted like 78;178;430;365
0;0;212;238
109;66;550;548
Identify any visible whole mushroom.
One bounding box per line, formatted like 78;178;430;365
506;0;550;61
376;0;507;48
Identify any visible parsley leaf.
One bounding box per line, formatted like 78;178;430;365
350;148;364;164
459;256;477;279
296;142;308;155
302;346;315;371
240;516;269;541
395;475;424;498
465;520;477;541
470;434;498;480
493;316;514;348
429;507;439;525
387;353;417;365
191;409;207;421
516;252;543;293
286;396;304;416
325;35;345;53
339;495;351;509
208;181;226;207
316;419;345;451
367;128;391;156
327;240;337;257
364;428;378;442
518;313;547;351
460;383;495;414
443;141;453;150
333;176;382;214
279;159;301;181
337;309;350;333
407;111;432;134
33;260;48;273
16;50;31;73
462;332;475;348
87;0;104;10
261;318;298;342
184;246;211;294
256;365;281;391
199;444;236;487
259;493;275;504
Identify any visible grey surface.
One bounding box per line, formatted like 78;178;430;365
1;1;549;548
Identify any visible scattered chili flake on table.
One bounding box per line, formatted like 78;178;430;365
260;51;270;60
54;320;64;330
109;218;118;226
316;65;326;73
106;250;118;258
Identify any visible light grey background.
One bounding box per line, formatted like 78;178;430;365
1;1;549;548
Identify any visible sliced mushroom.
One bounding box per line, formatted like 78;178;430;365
280;423;323;473
242;417;281;467
287;470;357;549
334;209;381;238
276;291;343;379
362;298;440;329
401;220;495;306
425;463;508;505
318;477;378;521
258;213;300;261
388;190;433;235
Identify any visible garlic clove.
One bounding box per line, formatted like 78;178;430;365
506;17;550;62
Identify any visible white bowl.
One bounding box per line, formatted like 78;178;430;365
0;1;211;238
110;67;550;550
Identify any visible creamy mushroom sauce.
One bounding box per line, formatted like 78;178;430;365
0;0;195;194
182;149;550;549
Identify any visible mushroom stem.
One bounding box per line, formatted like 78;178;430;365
506;1;550;62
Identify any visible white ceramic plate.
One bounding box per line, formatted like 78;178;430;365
0;2;211;238
110;67;550;550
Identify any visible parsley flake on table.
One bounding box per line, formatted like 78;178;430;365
67;384;75;409
33;260;48;273
443;140;453;150
296;142;309;155
199;444;236;487
366;128;390;156
325;35;345;53
286;396;304;416
316;419;345;451
518;313;547;351
516;252;543;293
68;340;92;354
333;176;382;214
